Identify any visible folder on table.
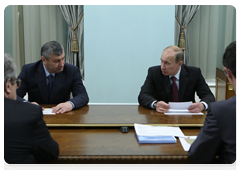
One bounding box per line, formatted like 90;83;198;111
136;135;176;144
134;123;185;144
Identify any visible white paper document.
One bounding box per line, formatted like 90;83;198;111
179;136;197;151
134;123;185;138
164;102;203;115
43;108;55;115
169;102;193;110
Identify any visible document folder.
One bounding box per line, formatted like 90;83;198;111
136;135;177;144
134;123;183;144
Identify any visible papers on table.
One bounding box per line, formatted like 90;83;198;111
165;112;203;115
164;102;204;115
179;136;197;151
43;108;55;115
169;101;193;110
134;123;185;144
134;124;198;151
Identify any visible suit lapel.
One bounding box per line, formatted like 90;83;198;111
179;65;189;101
50;71;65;102
35;62;48;104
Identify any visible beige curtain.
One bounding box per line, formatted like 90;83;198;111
11;5;22;74
58;5;84;79
175;5;200;65
22;5;66;64
187;5;236;79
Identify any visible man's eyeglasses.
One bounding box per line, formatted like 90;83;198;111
11;78;21;88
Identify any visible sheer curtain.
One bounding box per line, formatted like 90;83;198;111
58;5;84;79
11;5;22;74
175;5;200;65
22;5;66;64
188;5;236;79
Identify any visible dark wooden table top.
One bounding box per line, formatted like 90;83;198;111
41;127;220;170
43;105;206;127
48;127;200;164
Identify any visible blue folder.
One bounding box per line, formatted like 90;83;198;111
137;135;177;144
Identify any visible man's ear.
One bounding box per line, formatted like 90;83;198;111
179;60;183;66
225;67;233;81
4;80;11;96
41;56;46;64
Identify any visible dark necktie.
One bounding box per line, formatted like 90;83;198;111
47;74;53;102
171;76;178;102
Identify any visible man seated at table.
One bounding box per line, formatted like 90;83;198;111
188;41;236;163
138;45;215;113
4;54;59;163
17;40;89;114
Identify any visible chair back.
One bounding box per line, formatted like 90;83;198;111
228;160;238;170
4;164;13;170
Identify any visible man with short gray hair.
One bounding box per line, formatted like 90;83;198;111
4;54;59;163
17;41;89;114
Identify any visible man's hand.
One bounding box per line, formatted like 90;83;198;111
188;102;204;113
52;102;73;114
155;101;170;113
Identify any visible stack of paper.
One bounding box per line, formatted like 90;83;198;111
164;102;204;115
134;123;185;144
43;108;56;115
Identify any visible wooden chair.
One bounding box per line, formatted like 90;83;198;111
4;164;13;170
228;160;238;170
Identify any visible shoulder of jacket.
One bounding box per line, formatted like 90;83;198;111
149;65;161;70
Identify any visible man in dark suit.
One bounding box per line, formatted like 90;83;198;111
4;54;59;164
138;45;215;113
188;41;236;163
17;41;89;114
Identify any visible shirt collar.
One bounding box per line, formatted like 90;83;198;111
169;66;181;80
42;62;55;77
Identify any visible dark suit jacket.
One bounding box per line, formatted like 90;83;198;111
188;96;236;163
17;60;89;109
4;98;59;164
138;64;215;109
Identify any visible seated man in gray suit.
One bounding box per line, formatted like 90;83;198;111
4;54;59;163
188;41;236;163
138;45;215;113
17;41;89;114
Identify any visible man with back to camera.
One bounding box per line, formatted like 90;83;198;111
138;45;215;113
188;41;236;163
4;54;59;163
17;40;89;114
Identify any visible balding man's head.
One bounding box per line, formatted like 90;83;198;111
163;46;184;63
160;45;184;76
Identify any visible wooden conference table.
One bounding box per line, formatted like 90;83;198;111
43;105;206;164
43;105;206;127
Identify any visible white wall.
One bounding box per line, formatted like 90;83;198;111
84;5;175;104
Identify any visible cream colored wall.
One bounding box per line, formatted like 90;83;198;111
195;79;215;102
